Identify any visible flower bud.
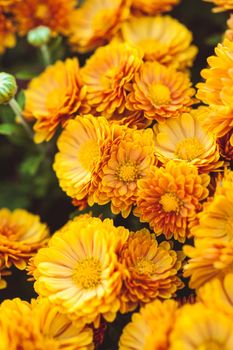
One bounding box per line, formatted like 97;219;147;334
27;26;51;47
0;72;17;104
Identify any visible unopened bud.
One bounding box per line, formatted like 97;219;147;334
0;72;17;104
27;26;51;47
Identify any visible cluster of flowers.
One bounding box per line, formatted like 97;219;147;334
1;0;233;348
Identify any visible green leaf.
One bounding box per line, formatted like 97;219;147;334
16;90;26;109
0;123;18;135
19;154;43;176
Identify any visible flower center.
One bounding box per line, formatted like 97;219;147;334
198;340;224;350
73;257;102;289
78;140;100;171
175;137;204;161
160;193;180;213
149;83;171;106
135;258;157;276
36;5;49;20
0;223;21;240
117;162;138;183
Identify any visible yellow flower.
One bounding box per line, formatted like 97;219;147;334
183;239;233;289
0;208;49;270
11;0;77;36
119;299;178;350
135;161;210;242
0;298;94;349
191;176;233;242
33;217;129;327
131;0;180;15
198;273;233;317
197;39;233;109
53;115;112;202
170;303;233;350
119;229;183;313
24;58;89;143
90;128;156;218
0;10;16;54
126;62;195;123
204;0;233;12
68;0;131;53
114;15;197;70
81;42;143;118
154;112;223;173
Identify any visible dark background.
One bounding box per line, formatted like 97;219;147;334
0;0;229;348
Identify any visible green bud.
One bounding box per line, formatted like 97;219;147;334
0;73;17;104
27;26;51;47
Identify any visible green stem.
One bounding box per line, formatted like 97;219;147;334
9;98;33;139
41;44;51;66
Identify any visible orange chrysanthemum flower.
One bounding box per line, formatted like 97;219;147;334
0;208;49;270
33;217;129;327
199;273;233;317
69;0;131;53
183;239;233;289
90;128;156;218
11;0;76;36
135;161;210;242
81;42;143;118
204;0;233;12
114;16;197;70
0;0;21;6
169;303;233;350
24;58;89;143
126;62;195;123
119;299;178;350
0;298;94;349
53;114;112;202
131;0;180;15
0;10;16;54
119;229;183;313
154;112;223;173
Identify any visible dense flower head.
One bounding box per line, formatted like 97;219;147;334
90;128;156;218
114;15;197;70
53;114;112;202
197;39;233;116
0;298;94;349
131;0;180;15
0;9;16;54
135;160;210;242
204;0;233;12
119;299;178;350
33;216;129;327
154;111;223;173
126;61;195;122
0;208;49;271
11;0;77;36
69;0;131;53
81;42;143;118
169;302;233;349
24;58;89;143
184;239;233;289
119;228;184;313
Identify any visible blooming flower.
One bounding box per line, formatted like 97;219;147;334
154;112;223;173
119;229;183;313
53;114;112;202
68;0;131;53
119;299;178;350
11;0;77;36
204;0;233;12
126;62;195;122
81;42;143;118
90;128;156;218
33;217;129;327
170;303;233;349
114;15;197;70
0;298;94;349
131;0;180;15
0;9;16;54
135;161;210;242
24;58;89;143
0;208;49;270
